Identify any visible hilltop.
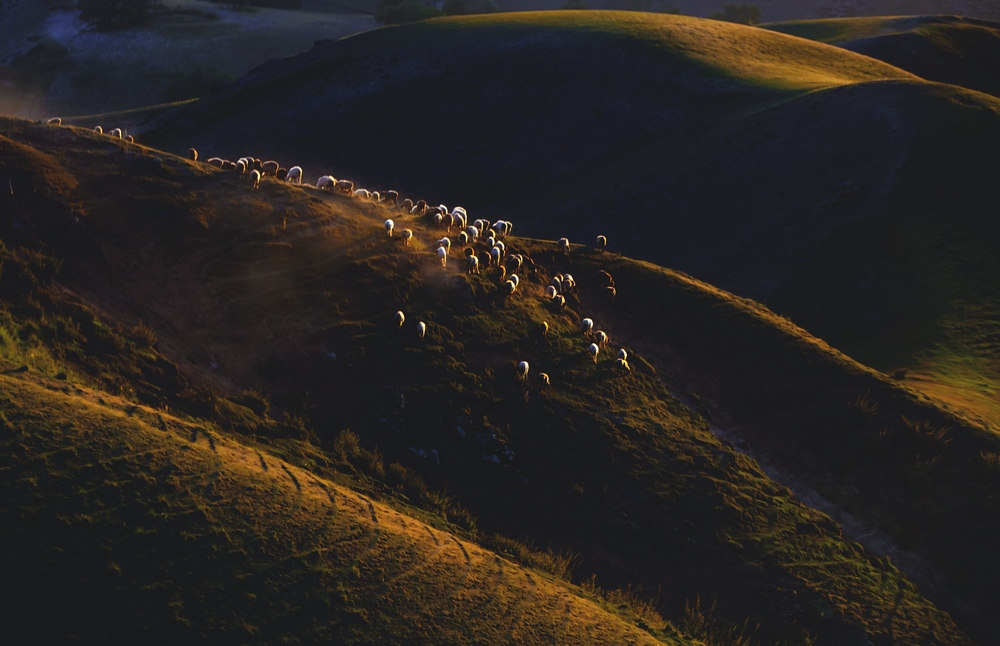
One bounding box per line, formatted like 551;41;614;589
4;117;1000;642
140;11;1000;431
767;15;1000;97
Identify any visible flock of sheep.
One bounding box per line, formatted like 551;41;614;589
178;147;633;388
47;117;135;143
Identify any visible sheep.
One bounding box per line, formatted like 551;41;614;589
187;148;199;161
581;318;594;336
487;236;496;250
464;247;476;257
517;361;529;381
538;321;549;339
109;128;123;138
597;270;615;288
221;160;237;171
207;157;224;168
507;254;522;273
437;237;451;254
410;199;427;216
250;159;262;172
394;311;405;329
545;285;558;299
286;166;303;184
437;246;447;269
458;231;469;246
489;247;501;267
562;274;576;292
467;254;480;274
125;135;134;143
595;330;609;348
383;190;399;205
46;117;61;125
336;179;354;195
617;348;628;361
495;240;506;259
509;274;519;289
371;191;381;202
604;286;617;304
557;237;570;256
444;212;454;232
554;294;566;312
277;168;289;180
400;198;413;212
316;175;335;191
433;213;443;227
417;321;427;340
401;229;413;246
497;265;507;285
588;343;600;363
94;126;103;134
538;372;550;387
504;280;516;295
354;188;371;200
235;159;247;174
616;358;631;374
494;220;508;239
466;225;480;243
385;219;394;238
261;160;279;176
596;234;607;251
550;275;563;293
250;169;261;190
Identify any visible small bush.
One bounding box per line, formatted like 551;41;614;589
482;534;575;580
581;574;665;628
235;389;270;417
130;323;158;349
332;429;363;462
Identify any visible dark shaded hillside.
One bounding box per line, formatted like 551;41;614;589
767;16;1000;98
140;11;1000;430
3;117;998;643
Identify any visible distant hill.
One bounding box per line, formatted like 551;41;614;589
767;15;1000;97
4;116;998;642
141;11;1000;432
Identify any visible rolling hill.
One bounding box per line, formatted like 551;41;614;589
4;117;999;643
139;11;1000;432
766;15;1000;97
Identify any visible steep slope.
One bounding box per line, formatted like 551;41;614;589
0;371;681;645
767;15;1000;97
140;11;1000;434
2;118;990;644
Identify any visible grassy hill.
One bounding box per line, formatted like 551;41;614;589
140;11;1000;433
766;16;1000;97
4;117;999;643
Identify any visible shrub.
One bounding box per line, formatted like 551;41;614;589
709;3;761;25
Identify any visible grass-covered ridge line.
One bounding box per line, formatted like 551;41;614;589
2;117;987;643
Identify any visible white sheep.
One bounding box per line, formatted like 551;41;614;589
538;372;550;387
417;321;427;339
437;246;447;269
459;231;469;246
596;235;607;251
616;358;631;374
262;160;279;176
385;219;394;238
517;361;529;381
504;280;516;295
539;321;549;338
555;294;566;311
336;179;354;194
588;343;600;363
394;311;405;329
466;225;480;243
401;229;413;246
467;254;480;274
551;275;563;293
437;237;451;254
595;330;609;348
487;236;496;250
581;318;594;335
316;176;335;191
545;285;558;299
618;348;628;361
94;126;103;134
286;166;303;184
509;274;519;289
557;237;570;255
46;117;61;125
250;169;261;190
371;191;381;202
354;188;371;200
235;159;247;174
207;157;224;168
562;274;576;292
490;247;501;267
433;213;443;227
125;135;134;143
187;148;199;161
109;127;123;138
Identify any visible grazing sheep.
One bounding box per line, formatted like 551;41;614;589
394;311;406;329
385;219;394;238
235;159;247;174
466;254;480;274
417;321;427;339
595;331;609;347
497;265;507;285
46;117;62;125
433;213;443;227
487;236;496;250
466;225;480;243
94;126;103;134
437;237;451;254
538;372;550;387
262;160;279;176
459;231;469;246
507;254;522;273
383;190;399;205
588;343;600;363
495;240;506;259
401;229;413;246
545;285;558;299
617;348;628;361
490;247;501;267
596;234;607;251
604;286;617;304
354;189;371;200
222;160;238;171
504;280;516;295
597;270;615;288
437;246;447;269
250;169;261;190
581;318;594;335
336;179;354;195
616;358;631;374
109;128;123;138
538;321;549;338
410;199;427;216
444;212;454;232
316;175;335;191
517;361;529;381
509;274;519;289
551;275;563;293
187;148;199;161
286;166;302;184
125;135;134;143
557;237;570;256
371;191;381;202
554;294;566;312
464;247;475;257
562;274;576;292
250;159;262;173
206;157;223;167
400;198;413;212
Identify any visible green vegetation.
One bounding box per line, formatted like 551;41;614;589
1;117;990;643
709;3;760;25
